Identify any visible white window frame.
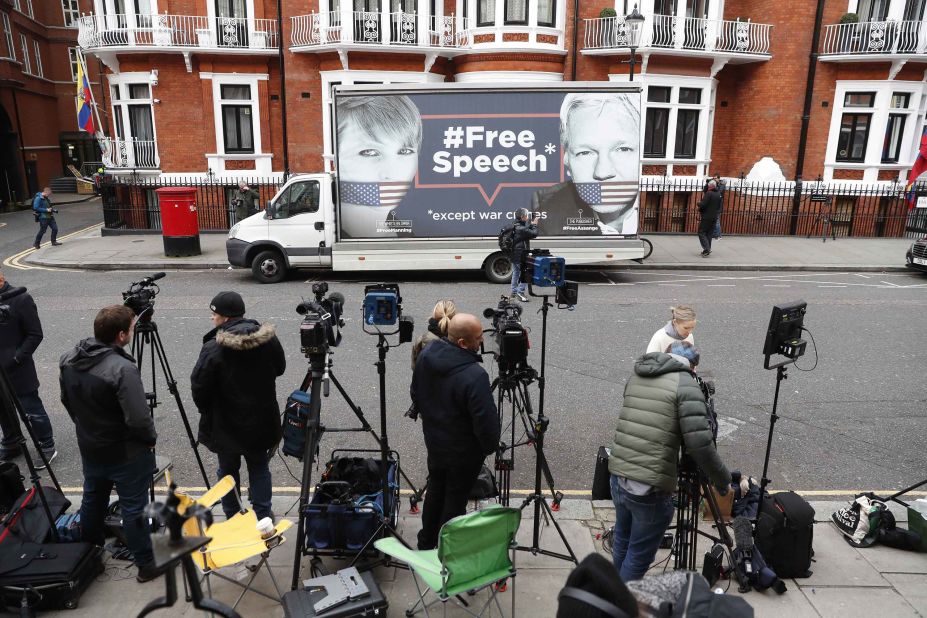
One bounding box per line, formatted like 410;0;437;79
320;69;444;173
62;0;81;27
11;1;20;13
24;0;32;19
31;39;41;77
19;34;30;75
68;46;79;80
824;80;927;181
107;72;161;167
1;14;14;61
210;74;262;157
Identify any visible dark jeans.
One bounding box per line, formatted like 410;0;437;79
216;450;273;520
80;450;156;567
611;474;675;582
35;218;58;245
0;390;55;451
418;455;483;550
698;218;716;253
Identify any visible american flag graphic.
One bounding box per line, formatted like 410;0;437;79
574;181;638;206
340;181;411;207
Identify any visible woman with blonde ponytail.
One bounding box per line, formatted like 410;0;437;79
411;300;458;369
646;305;696;354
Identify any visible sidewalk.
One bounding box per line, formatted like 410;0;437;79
21;227;917;272
48;497;926;617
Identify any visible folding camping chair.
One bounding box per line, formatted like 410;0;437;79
374;506;521;617
176;476;293;611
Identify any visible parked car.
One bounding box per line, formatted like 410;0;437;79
906;237;927;272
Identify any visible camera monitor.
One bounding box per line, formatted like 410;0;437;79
763;300;808;369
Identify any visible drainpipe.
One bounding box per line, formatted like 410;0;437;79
276;0;290;179
10;88;29;201
789;0;827;235
570;0;580;80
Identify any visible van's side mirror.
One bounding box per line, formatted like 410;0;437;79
265;203;274;219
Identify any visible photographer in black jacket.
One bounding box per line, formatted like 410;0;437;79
697;181;722;257
190;292;285;521
411;313;500;550
510;208;539;302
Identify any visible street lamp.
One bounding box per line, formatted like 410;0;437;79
625;4;645;81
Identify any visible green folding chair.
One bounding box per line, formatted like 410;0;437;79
374;506;521;617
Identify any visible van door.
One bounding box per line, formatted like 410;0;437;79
268;179;325;266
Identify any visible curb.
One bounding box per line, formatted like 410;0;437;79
24;259;232;270
624;263;912;272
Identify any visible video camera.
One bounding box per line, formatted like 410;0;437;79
122;272;165;323
483;296;529;371
296;282;345;356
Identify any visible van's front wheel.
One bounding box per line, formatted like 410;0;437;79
252;249;286;284
484;253;512;284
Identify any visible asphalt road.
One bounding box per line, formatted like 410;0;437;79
2;201;926;497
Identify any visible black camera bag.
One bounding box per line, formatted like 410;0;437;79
591;446;611;501
0;463;25;516
755;491;815;578
0;542;103;611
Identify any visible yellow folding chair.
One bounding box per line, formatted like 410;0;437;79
176;476;293;611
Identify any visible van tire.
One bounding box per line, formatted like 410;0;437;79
252;249;286;284
484;253;512;284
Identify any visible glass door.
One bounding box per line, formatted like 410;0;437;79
216;0;248;47
391;0;417;43
354;0;382;43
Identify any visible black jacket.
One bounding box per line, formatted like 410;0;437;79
0;282;43;395
410;338;500;464
190;318;286;454
59;338;156;464
511;219;539;263
698;190;722;222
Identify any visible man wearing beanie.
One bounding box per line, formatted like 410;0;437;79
191;291;285;520
607;342;730;582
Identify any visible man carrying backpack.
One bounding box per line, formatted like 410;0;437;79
508;208;539;302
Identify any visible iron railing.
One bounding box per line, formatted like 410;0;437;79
103;137;159;169
77;13;279;51
100;176;284;232
99;175;927;237
584;15;772;54
821;20;926;55
290;11;467;47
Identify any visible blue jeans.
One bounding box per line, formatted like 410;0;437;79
79;451;156;567
216;450;273;520
0;390;55;451
510;260;526;294
35;218;58;245
611;474;675;582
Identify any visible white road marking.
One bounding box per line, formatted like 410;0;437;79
707;284;736;287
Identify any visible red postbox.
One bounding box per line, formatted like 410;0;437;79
156;187;201;257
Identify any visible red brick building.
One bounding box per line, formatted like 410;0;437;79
0;0;105;204
75;0;927;186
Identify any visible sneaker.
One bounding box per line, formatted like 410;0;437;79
0;448;22;462
51;241;63;246
700;250;709;256
35;448;57;469
32;243;40;250
136;562;167;583
514;292;529;302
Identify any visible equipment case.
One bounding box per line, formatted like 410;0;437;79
282;568;387;618
0;542;103;610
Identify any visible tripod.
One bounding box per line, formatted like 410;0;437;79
754;365;786;529
131;317;210;488
0;366;61;543
671;457;736;572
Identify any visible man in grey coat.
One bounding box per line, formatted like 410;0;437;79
607;341;730;581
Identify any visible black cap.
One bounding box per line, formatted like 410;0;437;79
210;291;245;318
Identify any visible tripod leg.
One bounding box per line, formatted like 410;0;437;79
136;562;178;617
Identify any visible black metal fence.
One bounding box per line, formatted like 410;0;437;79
99;175;927;237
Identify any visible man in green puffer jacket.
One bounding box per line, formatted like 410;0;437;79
607;342;730;582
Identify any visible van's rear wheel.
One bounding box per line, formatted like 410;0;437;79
484;253;512;284
252;249;286;284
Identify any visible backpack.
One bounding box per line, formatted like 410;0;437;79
498;224;516;252
754;491;815;578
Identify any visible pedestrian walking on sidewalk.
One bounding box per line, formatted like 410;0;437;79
0;269;57;466
32;187;61;249
697;181;721;257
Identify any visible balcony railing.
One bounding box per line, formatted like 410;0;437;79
821;20;926;55
291;11;466;48
77;14;279;51
584;15;771;55
103;137;159;169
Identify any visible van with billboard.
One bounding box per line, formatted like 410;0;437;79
226;82;646;283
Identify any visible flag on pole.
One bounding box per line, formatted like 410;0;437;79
905;125;927;209
76;51;94;133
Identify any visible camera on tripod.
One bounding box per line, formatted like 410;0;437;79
122;272;165;323
296;282;345;356
483;296;529;370
362;283;413;342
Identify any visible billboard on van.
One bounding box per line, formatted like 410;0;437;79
333;85;641;240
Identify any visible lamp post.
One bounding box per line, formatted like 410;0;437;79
625;4;645;81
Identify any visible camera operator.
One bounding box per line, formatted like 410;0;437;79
0;269;57;465
233;181;260;222
410;299;457;370
59;305;161;582
607;342;730;582
510;208;539;303
32;186;61;249
411;313;500;550
190;292;285;521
